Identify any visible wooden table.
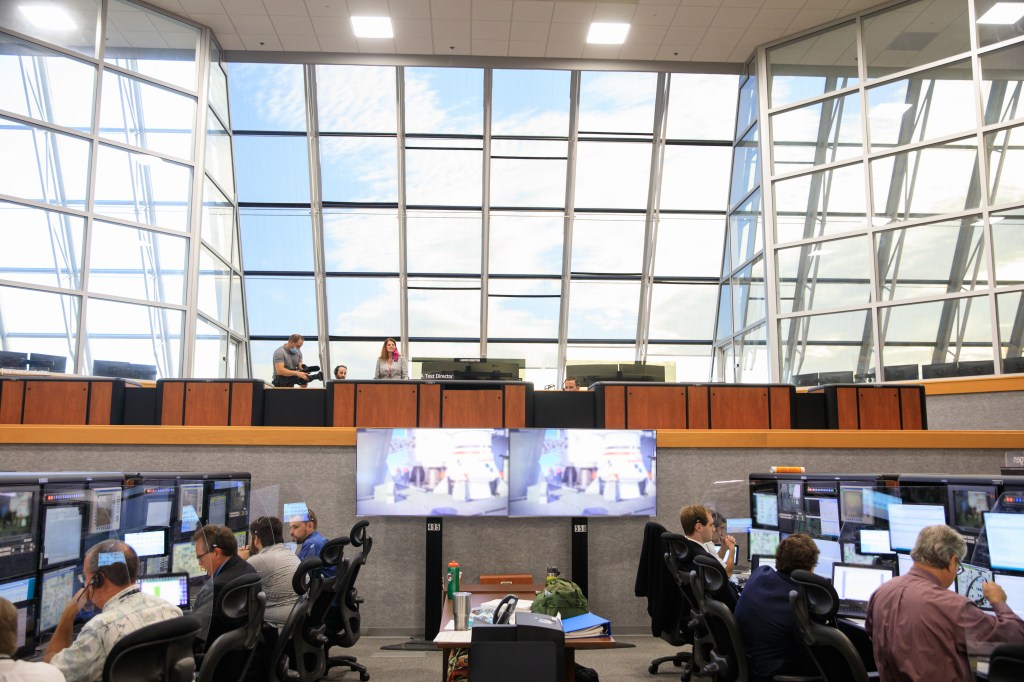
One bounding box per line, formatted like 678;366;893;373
433;583;615;682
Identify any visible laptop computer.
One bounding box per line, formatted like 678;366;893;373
832;563;893;618
137;573;191;610
751;554;776;570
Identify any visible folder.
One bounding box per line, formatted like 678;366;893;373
561;612;611;638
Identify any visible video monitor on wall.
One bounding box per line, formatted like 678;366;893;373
888;504;946;552
508;429;656;517
356;428;510;516
0;486;38;579
948;485;996;534
984;513;1024;572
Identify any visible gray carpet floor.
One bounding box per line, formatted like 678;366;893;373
323;635;695;681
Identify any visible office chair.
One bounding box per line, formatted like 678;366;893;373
787;569;870;682
269;557;330;682
321;520;373;682
661;532;714;682
635;522;689;675
197;573;267;682
469;641;559;682
988;644;1024;682
692;557;748;682
102;615;201;682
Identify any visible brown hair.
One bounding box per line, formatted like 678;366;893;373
0;597;16;656
288;334;303;344
679;504;712;535
378;338;399;361
775;533;819;573
250;516;285;547
192;524;238;556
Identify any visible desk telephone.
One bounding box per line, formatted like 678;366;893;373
493;594;519;624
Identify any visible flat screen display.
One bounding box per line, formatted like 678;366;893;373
356;428;510;516
887;504;946;552
858;529;892;555
832;564;893;602
42;506;83;566
805;497;841;536
778;481;802;514
0;576;36;653
90;487;122;533
508;429;656;517
994;573;1024;613
984;513;1024;572
178;484;204;532
146;498;173;527
137;574;190;608
812;538;842;579
0;487;37;578
207;494;227;526
749;528;780;558
840;485;874;524
124;529;167;558
948;486;996;533
39;565;81;632
171;541;205;578
753;492;778;527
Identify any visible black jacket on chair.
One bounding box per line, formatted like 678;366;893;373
194;554;259;650
634;521;682;637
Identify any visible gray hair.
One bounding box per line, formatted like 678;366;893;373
910;524;967;569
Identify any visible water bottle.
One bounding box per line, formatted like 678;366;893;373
546;565;560;585
447;560;461;600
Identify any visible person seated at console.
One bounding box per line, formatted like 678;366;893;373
678;503;739;608
563;377;579;391
44;541;181;682
287;506;336;579
867;524;1024;682
333;364;347;380
707;510;738;577
239;516;299;627
1;597;64;681
272;334;323;387
191;525;258;653
734;533;820;682
374;337;408;380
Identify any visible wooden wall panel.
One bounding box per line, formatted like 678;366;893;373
625;386;687;429
229;385;254;426
602;386;626;429
858;388;902;430
768;386;793;429
899;388;924;430
710;386;770;429
160;382;185;426
184;383;230;426
503;384;527;427
687;386;709;429
835;387;860;430
356;384;419;427
418;384;441;427
23;382;89;424
442;389;503;427
0;382;25;424
331;382;356;427
88;382;113;425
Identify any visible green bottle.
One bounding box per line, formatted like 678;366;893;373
447;560;461;600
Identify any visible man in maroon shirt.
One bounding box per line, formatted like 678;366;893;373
866;524;1024;681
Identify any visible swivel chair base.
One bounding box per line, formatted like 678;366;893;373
326;654;369;682
648;651;693;681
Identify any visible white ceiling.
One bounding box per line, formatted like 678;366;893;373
143;0;889;64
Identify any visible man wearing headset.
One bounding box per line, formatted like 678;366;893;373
43;540;182;682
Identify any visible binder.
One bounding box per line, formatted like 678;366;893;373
561;612;611;638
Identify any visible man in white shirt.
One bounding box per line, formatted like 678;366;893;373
43;541;182;682
0;597;64;681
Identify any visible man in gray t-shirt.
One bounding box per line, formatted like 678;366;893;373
272;334;308;387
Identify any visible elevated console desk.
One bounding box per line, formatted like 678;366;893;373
0;376;136;425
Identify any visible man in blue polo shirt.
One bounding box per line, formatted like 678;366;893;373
288;506;335;577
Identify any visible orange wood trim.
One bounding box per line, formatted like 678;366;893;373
160;382;185;426
331;382;356;427
768;386;792;430
229;384;254;426
710;386;770;429
356;383;419;427
23;382;89;425
442;389;504;427
503;385;527;428
835;387;860;430
184;383;231;426
687;386;709;429
603;386;626;429
624;385;687;429
0;382;25;424
857;388;902;430
900;387;925;430
88;382;113;425
418;383;441;427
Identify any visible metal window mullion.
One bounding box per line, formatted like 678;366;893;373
636;72;670;363
481;68;492;357
756;45;781;383
557;71;581;379
304;64;330;371
397;67;409;348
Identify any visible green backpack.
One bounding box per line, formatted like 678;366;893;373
531;577;589;619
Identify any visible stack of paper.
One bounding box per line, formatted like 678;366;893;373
561;612;611;639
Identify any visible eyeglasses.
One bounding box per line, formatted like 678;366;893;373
195;543;218;561
956;559;965;576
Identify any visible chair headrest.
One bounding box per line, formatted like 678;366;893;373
217;573;263;621
293;557;323;595
349;520;370;547
694;555;728;594
320;537;350;567
789;569;839;620
661;532;690;561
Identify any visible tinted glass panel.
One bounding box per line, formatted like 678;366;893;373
320;137;398;203
326;277;400;336
775;163;865;244
487;279;560;339
578;71;657;134
575;141;651;209
779;309;873;380
408;279;480;338
239;208;314;272
227;63;306;132
105;0;199;90
406;211;480;274
100;70;196;160
0;201;83;289
488;212;563;276
404;68;482;135
567;280;640;339
0;0;100;57
323;209;399;273
871;138;980;223
234;135;310;204
986;123;1024;207
89;221;187;305
660;145;731;211
85;298;182;377
201;177;234;261
0;34;95;131
879;296;993;369
198;247;230;325
571;214;645;275
992;207;1024;286
316;65;396;133
649;282;717;341
93;145;192;231
205;109;233;192
1;116;90;209
771;92;862;174
876;217;988;300
0;285;80;361
862;0;970;80
492;69;570;136
777;235;871;314
653;215;725;278
244;276;317;336
980;41;1024;126
767;22;858;108
666;73;739;141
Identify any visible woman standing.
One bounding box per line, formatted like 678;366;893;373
374;337;409;380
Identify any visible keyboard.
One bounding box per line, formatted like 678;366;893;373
838;601;868;618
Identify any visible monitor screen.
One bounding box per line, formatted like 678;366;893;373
507;429;656;517
749;528;781;558
0;350;28;369
778;481;802;514
234;530;247;548
994;573;1024;613
887;504;946;552
137;573;190;609
727;517;752;534
0;576;36;654
804;497;841;537
146;498;173;527
753;492;778;527
357;428;511;517
842;543;877;566
207;494;227;526
751;555;776;570
39;565;82;632
171;541;205;578
178;484;204;532
859;529;892;555
840;484;874;524
948;485;996;533
897;553;913;577
42;505;83;567
124;529;167;558
863;489;901;521
832;564;893;602
0;487;38;578
28;353;67;373
957;563;993;609
813;538;842;579
984;513;1024;572
90;486;122;533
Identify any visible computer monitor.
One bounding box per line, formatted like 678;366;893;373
817;370;854;384
91;359;131;378
887;503;946;552
956;360;994;377
841;543;877;566
858;528;892;555
863;488;901;521
921;362;959;379
778;481;802;514
124;529;167;558
507;429;656;517
171;541;205;578
28;353;67;373
0;350;28;369
234;530;247;548
0;576;37;655
128;363;158;380
812;538;842;579
145;498;173;527
882;364;919;381
137;573;190;609
804;497;841;537
753;492;779;528
984;513;1024;572
957;563;993;609
90;486;122;534
178;483;204;533
727;517;752;534
792;373;820;387
832;564;893;603
839;484;875;525
418;358;524;381
357;428;511;517
39;565;83;633
994;573;1024;613
896;553;912;576
0;486;38;578
41;505;84;567
212;479;248;522
948;485;996;534
749;528;781;558
207;493;227;526
751;554;776;570
1003;356;1024;375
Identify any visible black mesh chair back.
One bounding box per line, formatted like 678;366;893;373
102;615;201;682
661;532;712;680
270;557;329;682
323;521;374;682
197;573;266;682
787;571;868;682
694;558;748;682
989;643;1024;682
